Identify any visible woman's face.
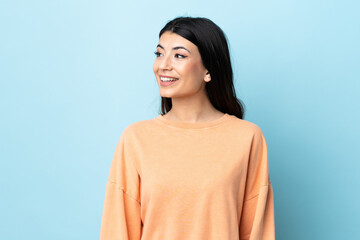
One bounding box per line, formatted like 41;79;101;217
153;31;210;98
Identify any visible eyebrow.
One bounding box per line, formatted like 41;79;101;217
157;44;191;54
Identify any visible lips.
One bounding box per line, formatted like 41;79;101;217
159;75;179;86
159;75;178;79
161;78;178;82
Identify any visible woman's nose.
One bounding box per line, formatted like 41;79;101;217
159;55;172;70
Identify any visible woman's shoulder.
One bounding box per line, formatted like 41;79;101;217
225;116;267;145
228;115;264;134
120;117;158;137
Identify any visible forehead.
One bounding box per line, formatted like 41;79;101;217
158;31;197;51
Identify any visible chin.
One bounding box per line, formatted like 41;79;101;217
159;93;173;99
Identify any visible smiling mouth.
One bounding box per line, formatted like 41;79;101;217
160;76;179;82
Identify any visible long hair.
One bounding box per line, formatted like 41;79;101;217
158;16;245;119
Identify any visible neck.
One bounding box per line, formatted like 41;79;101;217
164;92;222;122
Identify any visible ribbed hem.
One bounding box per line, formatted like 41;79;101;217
153;113;231;129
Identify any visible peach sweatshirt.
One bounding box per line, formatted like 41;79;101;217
100;113;275;240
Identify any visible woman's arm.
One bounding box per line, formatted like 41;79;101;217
100;131;142;240
239;126;275;240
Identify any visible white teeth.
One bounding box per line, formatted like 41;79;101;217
160;77;179;82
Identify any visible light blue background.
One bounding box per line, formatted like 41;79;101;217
1;0;359;239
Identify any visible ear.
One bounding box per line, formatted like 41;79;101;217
204;71;211;82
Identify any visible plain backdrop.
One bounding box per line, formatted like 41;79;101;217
0;0;359;239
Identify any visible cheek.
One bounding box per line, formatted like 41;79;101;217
183;62;205;80
153;60;159;73
153;58;160;73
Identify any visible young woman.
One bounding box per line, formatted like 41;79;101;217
100;17;275;240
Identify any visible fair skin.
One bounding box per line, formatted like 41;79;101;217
153;31;225;122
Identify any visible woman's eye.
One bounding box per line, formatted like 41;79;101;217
154;51;186;58
154;51;162;57
175;54;186;59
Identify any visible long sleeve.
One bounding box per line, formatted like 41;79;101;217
100;130;142;240
239;126;275;240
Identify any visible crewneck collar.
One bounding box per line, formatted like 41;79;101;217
153;113;231;129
